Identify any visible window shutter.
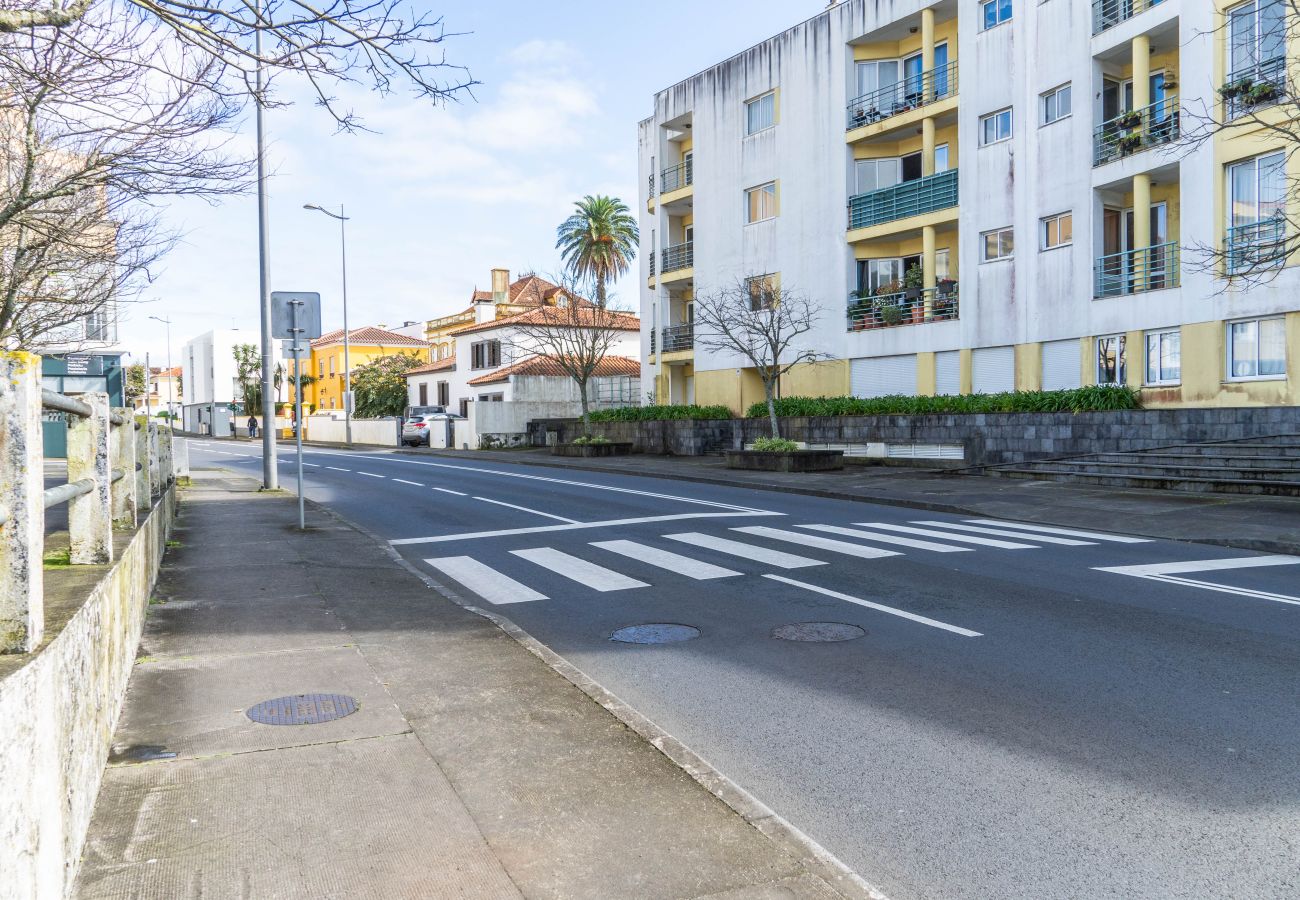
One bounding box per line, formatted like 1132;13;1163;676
851;355;918;398
935;351;961;395
972;346;1015;393
1041;340;1081;391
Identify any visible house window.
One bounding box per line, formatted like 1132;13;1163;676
470;339;501;370
418;383;428;406
1228;317;1286;378
980;108;1013;146
981;227;1014;261
745;91;776;135
1041;212;1073;250
981;0;1013;30
746;274;778;310
477;392;505;402
1227;0;1285;82
437;381;450;406
1096;334;1127;385
318;359;325;378
1145;329;1181;384
934;144;950;173
329;357;335;376
745;182;777;223
1041;84;1071;125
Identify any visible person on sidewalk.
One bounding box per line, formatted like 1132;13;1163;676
247;416;258;439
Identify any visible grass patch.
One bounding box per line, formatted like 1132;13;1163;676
751;437;800;452
43;547;71;568
165;540;183;548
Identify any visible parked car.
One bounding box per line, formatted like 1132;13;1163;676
401;416;432;446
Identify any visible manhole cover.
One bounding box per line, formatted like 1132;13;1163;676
610;624;700;644
246;693;358;725
772;622;866;642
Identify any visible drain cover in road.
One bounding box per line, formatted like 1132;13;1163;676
772;622;866;642
246;693;358;725
610;624;700;644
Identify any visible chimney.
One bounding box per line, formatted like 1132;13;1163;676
474;299;497;324
491;268;510;303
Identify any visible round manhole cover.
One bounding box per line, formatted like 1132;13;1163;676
246;694;358;725
610;624;700;644
772;622;866;643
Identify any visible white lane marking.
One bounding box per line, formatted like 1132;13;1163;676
325;466;351;472
911;521;1095;546
965;519;1151;543
392;479;424;487
663;532;826;570
765;575;982;637
433;487;468;497
474;496;578;524
511;547;648;592
590;540;741;580
302;462;320;467
856;523;1038;550
358;472;385;479
390;512;777;546
731;527;901;560
1094;555;1300;606
797;524;972;553
424;556;546;605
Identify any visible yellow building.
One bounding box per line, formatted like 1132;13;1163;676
305;326;431;412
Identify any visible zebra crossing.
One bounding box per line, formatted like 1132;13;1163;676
422;518;1150;608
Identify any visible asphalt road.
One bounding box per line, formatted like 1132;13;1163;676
190;440;1300;900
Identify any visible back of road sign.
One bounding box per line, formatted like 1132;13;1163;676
270;292;323;340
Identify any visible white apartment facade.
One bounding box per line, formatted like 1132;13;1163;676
180;329;283;434
639;0;1300;412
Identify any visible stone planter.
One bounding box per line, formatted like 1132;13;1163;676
551;442;634;457
725;449;844;472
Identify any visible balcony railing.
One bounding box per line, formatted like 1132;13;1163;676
648;253;655;278
846;60;959;131
1093;242;1180;297
1226;216;1287;275
660;159;694;194
661;323;694;352
848;169;958;230
647;173;655;200
660;241;694;274
846;284;959;331
1222;57;1287;120
1092;0;1163;35
1093;98;1179;166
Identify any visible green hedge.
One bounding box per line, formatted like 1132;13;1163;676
588;403;734;422
745;386;1141;419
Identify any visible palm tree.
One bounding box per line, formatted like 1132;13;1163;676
555;195;639;307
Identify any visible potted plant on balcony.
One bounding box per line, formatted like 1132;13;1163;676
935;278;958;319
902;263;925;322
1117;130;1143;154
1116;109;1142;129
869;280;902;328
847;289;872;331
851;106;867;126
1244;81;1280;105
1220;77;1252;101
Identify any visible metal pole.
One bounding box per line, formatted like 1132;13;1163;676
340;206;351;447
164;319;173;419
291;300;305;529
255;12;278;488
144;352;151;418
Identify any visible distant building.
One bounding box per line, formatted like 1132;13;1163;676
134;366;182;415
180;329;281;435
306;326;431;412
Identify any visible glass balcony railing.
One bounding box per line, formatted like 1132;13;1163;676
1093;242;1179;297
1226;216;1286;275
660;241;694;274
660;323;693;352
1093;97;1179;166
846;60;958;130
846;284;959;331
1092;0;1164;35
1222;57;1287;120
848;169;958;230
660;159;694;194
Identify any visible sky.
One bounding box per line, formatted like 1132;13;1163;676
124;0;813;368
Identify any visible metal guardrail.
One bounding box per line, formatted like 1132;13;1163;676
1222;57;1287;120
661;241;694;274
1226;216;1287;275
848;169;958;230
846;60;958;131
1092;0;1162;35
1093;98;1179;166
846;284;959;331
1094;242;1180;297
660;159;693;194
661;323;694;352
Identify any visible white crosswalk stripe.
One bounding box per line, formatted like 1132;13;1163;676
965;519;1151;543
796;524;972;553
590;539;741;580
663;532;826;569
731;526;901;559
911;521;1095;546
855;522;1038;549
424;556;546;604
511;547;648;591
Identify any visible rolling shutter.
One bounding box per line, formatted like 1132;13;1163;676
972;346;1014;394
1041;340;1081;391
851;354;917;398
935;351;961;395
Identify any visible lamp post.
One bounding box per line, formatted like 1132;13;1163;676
148;315;173;419
254;16;277;485
303;203;351;446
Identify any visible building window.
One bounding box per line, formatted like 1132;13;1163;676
1145;329;1181;384
746;274;778;310
1228;317;1286;379
1097;334;1127;385
745;91;776;135
981;0;1013;30
745;182;777;223
329;357;335;376
318;359;325;378
981;227;1014;261
1041;84;1071;125
1041;212;1072;250
437;381;450;406
1227;150;1286;272
470;339;501;370
418;383;428;406
980;108;1013;146
1227;0;1285;83
477;392;505;402
934;144;950;173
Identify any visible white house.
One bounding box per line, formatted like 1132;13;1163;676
180;329;282;435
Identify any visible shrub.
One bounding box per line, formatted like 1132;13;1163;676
746;386;1141;419
570;435;611;445
751;437;800;452
588;404;732;422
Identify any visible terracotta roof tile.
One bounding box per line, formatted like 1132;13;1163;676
311;326;431;349
449;306;640;337
404;356;456;376
467;355;641;386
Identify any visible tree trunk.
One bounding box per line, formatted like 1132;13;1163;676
764;382;780;439
579;379;592;436
595;278;607;309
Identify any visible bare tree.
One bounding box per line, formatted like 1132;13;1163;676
692;278;825;439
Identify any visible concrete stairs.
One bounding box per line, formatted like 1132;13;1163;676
981;434;1300;496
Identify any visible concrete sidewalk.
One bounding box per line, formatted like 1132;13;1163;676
74;470;866;899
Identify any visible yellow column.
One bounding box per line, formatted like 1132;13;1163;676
1133;173;1153;275
922;117;936;177
921;8;935;75
1131;35;1151;110
1125;330;1144;390
916;352;937;396
958;348;973;395
922;224;937;317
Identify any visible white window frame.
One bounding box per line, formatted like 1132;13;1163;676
1145;329;1182;385
745;181;777;224
1096;334;1127;385
1227;150;1286;228
1041;84;1071;125
745;91;776;136
981;0;1013;31
981;227;1014;262
980;108;1013;146
1226;316;1287;380
1227;0;1285;79
934;144;950;173
1041;212;1073;251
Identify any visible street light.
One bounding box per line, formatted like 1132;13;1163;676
303;203;351;446
148;315;173;420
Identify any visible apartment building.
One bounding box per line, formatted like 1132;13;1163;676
639;0;1300;413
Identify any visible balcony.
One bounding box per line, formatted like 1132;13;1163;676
660;159;693;194
1093;243;1179;297
848;169;958;231
846;283;958;331
846;61;958;131
660;241;694;274
660;323;693;352
1226;216;1286;275
1092;0;1164;35
1222;57;1286;120
1093;97;1179;166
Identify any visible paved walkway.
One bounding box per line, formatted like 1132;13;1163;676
75;470;862;899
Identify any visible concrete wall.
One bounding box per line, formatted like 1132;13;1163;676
0;487;175;900
303;416;400;446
